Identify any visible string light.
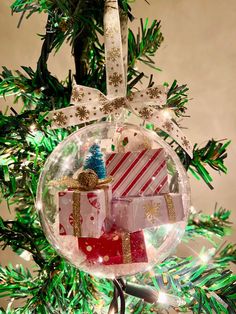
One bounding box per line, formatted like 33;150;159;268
35;201;42;211
61;155;75;170
190;205;197;214
19;250;32;261
157;291;186;307
164;224;174;232
161;108;172;120
29;123;37;134
6;298;15;310
198;248;216;264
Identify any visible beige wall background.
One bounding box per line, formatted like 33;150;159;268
0;0;236;310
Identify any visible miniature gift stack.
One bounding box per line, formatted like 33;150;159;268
106;147;185;232
58;143;148;266
59;144;112;239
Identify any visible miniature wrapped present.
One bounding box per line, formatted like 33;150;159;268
78;228;148;265
110;194;184;232
105;148;169;197
58;167;112;238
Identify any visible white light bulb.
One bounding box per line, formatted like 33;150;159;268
158;291;168;304
62;155;74;170
35;201;42;211
190;205;197;214
161;109;172;120
164;224;173;232
157;291;186;307
199;248;216;264
19;250;32;261
29;123;37;133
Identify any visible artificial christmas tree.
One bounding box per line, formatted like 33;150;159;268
0;0;235;313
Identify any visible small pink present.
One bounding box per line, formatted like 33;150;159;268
105;148;169;197
59;185;112;238
111;194;184;232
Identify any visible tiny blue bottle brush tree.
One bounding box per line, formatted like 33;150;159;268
83;143;107;179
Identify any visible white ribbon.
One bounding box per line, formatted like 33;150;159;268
46;0;193;158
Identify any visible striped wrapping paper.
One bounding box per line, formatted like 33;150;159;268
105;148;169;197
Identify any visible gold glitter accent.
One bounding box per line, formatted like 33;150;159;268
101;185;110;217
73;192;81;237
103;255;109;262
144;201;160;224
78;169;98;190
86;246;92;252
122;233;132;264
49;176;80;189
162;273;168;285
164;194;176;223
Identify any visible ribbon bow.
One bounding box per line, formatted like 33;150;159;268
46;0;193;158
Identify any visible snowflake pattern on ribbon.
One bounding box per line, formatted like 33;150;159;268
100;102;113;114
181;136;191;150
53;111;68;126
162;121;174;132
71;87;85;102
146;87;163;99
139;107;154;119
75;106;90;120
107;47;121;62
109;72;123;87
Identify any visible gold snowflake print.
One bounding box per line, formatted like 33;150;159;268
100;101;113;114
99;93;107;102
111;97;126;110
139;107;153;119
109;72;123;87
162;121;174;133
53;111;68;126
75;106;90;120
104;27;118;38
127;92;134;102
71;87;85;102
144;201;160;224
107;48;121;62
146;87;162;99
181;136;191;150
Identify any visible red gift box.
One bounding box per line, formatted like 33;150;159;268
105;148;169;197
78;228;148;265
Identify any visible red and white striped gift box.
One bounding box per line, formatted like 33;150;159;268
105;148;169;197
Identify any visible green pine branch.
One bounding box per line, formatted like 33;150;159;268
165;80;190;117
128;18;164;85
189;139;230;189
186;206;232;242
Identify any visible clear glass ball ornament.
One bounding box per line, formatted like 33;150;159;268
36;122;190;278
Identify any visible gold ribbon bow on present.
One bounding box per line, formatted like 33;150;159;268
51;169;112;191
52;169;112;238
46;0;193;158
